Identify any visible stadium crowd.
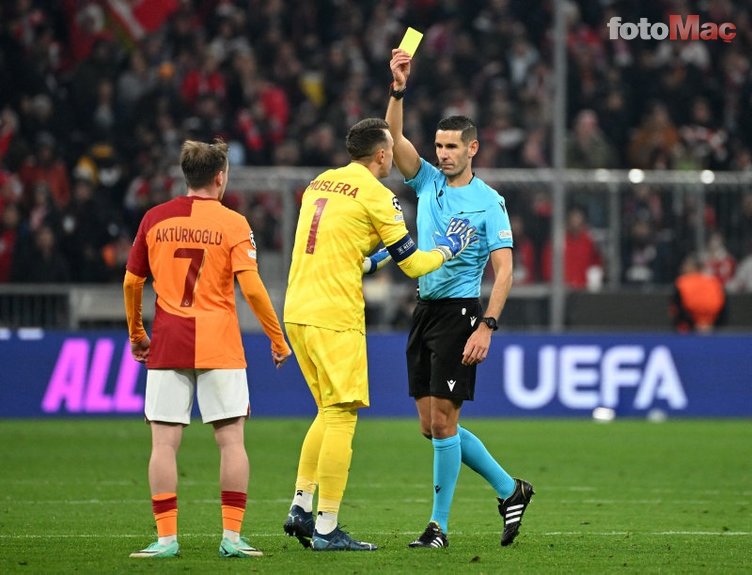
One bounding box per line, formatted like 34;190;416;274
0;0;751;291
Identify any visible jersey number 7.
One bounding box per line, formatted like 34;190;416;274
174;247;206;307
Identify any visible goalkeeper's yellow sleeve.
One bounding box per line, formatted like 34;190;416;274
123;270;148;343
396;249;445;279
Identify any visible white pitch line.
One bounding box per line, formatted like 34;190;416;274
558;499;715;505
543;531;752;536
3;481;748;498
1;498;431;505
1;531;750;539
2;497;724;506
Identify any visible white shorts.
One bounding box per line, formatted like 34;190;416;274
145;368;250;425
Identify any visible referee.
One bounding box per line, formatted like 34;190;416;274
387;48;535;549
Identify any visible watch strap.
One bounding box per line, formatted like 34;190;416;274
389;82;406;100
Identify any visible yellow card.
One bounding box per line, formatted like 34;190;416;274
398;27;423;57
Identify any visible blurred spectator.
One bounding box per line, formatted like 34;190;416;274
232;77;290;163
0;107;19;165
597;88;630;165
509;213;537;285
628;102;680;169
301;124;342;166
678;97;728;169
520;126;549;168
89;79;116;140
0;170;23;214
73;142;127;207
0;0;751;293
116;49;155;121
621;218;671;285
17;94;69;152
675;193;718;258
670;253;727;334
655;58;705;128
526;188;551;243
622;184;665;229
18;133;70;209
26;181;62;237
726;240;752;294
728;192;752;257
12;224;70;283
565;109;617;168
101;233;134;282
67;2;107;63
180;50;227;111
0;202;20;282
69;37;118;130
703;230;736;286
60;177;110;282
541;205;603;290
480;111;526;168
507;34;539;89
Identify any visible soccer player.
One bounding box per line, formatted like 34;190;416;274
386;49;535;548
123;139;291;559
282;118;477;551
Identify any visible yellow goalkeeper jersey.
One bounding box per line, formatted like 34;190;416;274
284;162;409;332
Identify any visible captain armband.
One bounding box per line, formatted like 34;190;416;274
386;233;418;263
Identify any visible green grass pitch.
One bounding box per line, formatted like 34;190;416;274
1;418;750;574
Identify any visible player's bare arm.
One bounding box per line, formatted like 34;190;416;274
462;248;513;366
386;49;421;179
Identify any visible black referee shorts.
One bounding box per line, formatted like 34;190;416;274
407;297;482;401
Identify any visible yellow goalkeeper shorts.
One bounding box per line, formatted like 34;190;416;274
285;323;369;408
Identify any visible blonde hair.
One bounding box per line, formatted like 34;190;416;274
179;138;228;190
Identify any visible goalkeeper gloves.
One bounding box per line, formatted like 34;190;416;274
433;217;478;262
363;247;393;274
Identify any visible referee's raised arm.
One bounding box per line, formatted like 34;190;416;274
386;48;421;180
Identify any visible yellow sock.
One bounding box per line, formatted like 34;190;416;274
317;406;357;514
295;410;325;495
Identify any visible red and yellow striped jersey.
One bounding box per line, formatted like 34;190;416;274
126;196;256;368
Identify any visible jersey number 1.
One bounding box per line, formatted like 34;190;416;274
305;198;328;254
174;248;205;307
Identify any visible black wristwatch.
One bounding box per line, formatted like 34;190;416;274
389;82;406;100
480;317;498;331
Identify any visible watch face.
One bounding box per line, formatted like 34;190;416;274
483;317;498;330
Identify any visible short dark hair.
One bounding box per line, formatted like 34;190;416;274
180;138;228;189
346;118;389;160
437;115;477;143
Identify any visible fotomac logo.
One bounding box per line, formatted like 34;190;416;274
608;15;736;43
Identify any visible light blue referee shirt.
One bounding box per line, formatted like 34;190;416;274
405;158;513;299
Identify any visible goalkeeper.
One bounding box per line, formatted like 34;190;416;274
387;48;534;549
282;117;476;551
